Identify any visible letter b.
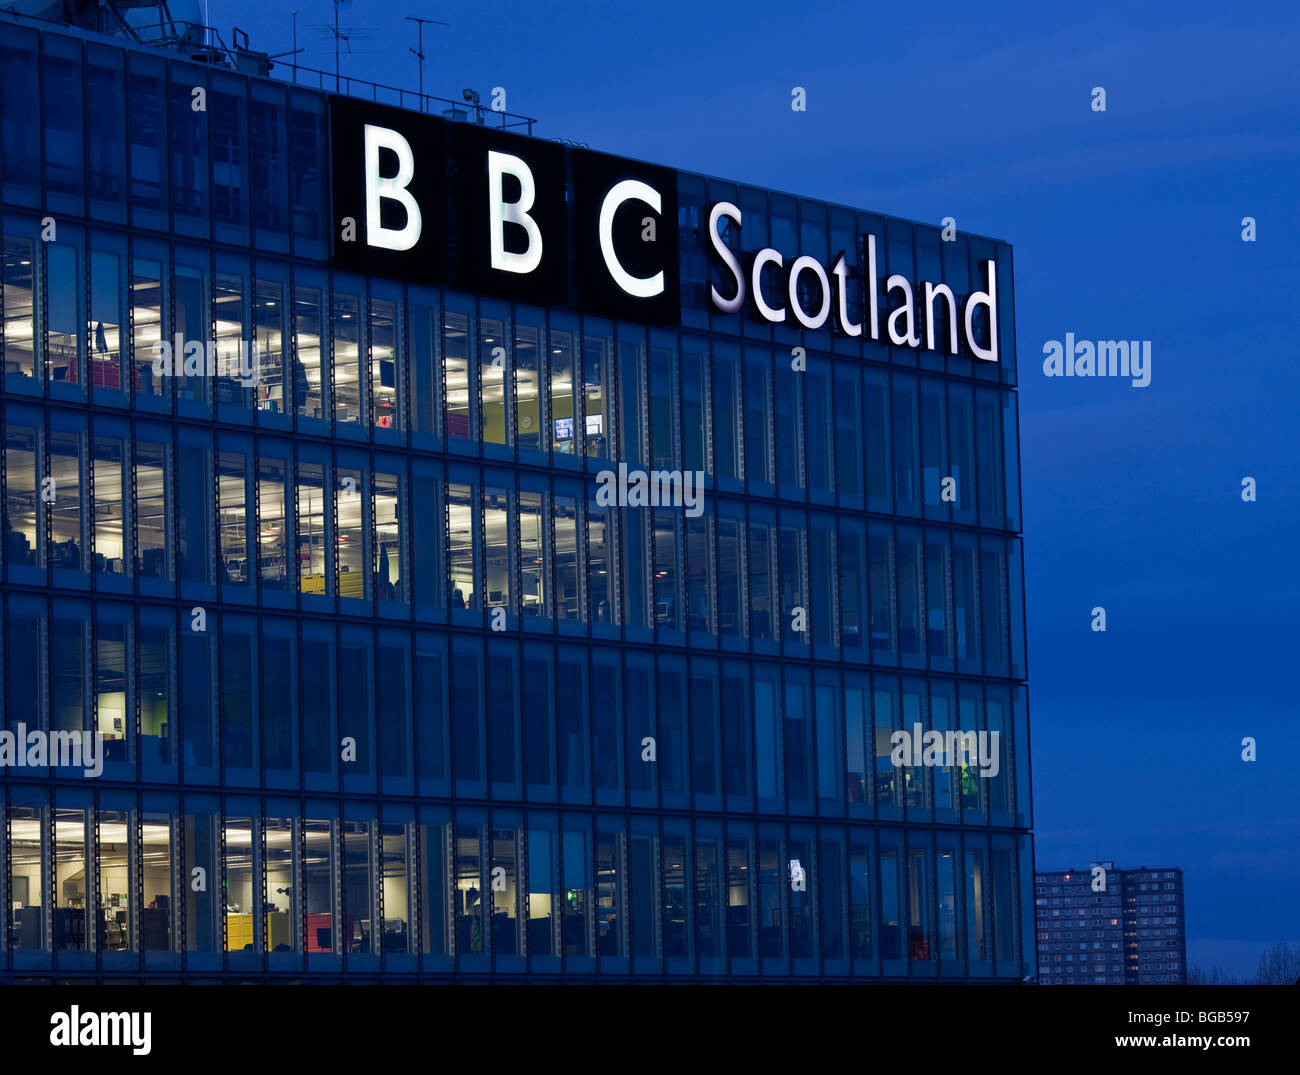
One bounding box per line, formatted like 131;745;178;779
488;151;542;274
364;125;422;251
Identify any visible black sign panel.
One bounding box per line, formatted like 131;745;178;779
329;96;449;284
328;97;682;325
573;149;679;323
449;123;568;308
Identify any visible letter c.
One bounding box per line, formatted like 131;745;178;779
599;180;664;298
752;248;786;323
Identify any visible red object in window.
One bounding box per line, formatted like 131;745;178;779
91;360;121;390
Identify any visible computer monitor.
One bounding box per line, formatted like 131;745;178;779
554;417;574;440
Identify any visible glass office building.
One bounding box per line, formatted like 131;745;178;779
0;11;1032;981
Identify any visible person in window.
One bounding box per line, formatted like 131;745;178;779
375;542;396;601
293;353;311;414
449;582;466;610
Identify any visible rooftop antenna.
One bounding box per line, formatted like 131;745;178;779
405;15;449;106
317;3;374;89
333;0;342;85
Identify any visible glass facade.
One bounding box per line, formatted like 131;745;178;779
0;19;1031;980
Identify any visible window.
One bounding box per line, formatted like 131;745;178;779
289;90;327;257
372;290;402;432
211;73;249;242
681;335;707;473
297;455;332;598
552;314;578;455
257;444;291;593
89;236;127;397
717;501;745;641
744;347;773;491
250;82;289;248
177;428;214;588
43;35;85;217
218;442;254;592
336;461;370;602
174;251;210;412
3;231;37;384
0;26;42;207
712;341;742;485
649;332;678;469
5;415;42;570
90;607;129;772
294;272;326;422
254;269;289;421
169;65;209;234
332;284;363;426
447;480;478;611
374;463;406;606
590;491;613;626
47;237;85;393
480;303;508;447
134;430;171;584
444;297;473;441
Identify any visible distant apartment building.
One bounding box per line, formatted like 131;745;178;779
1035;863;1186;985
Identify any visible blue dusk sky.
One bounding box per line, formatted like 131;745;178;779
210;0;1300;979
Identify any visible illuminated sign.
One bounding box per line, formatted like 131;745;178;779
329;97;679;322
706;202;999;361
329;98;997;358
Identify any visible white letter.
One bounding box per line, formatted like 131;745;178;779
488;150;542;274
924;282;958;353
132;1013;152;1057
964;261;998;362
830;254;862;337
886;275;919;347
364;125;422;252
751;248;785;323
83;732;103;779
1042;339;1063;377
787;255;831;330
708;202;745;313
599;180;664;298
979;731;1000;779
596;469;616;508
